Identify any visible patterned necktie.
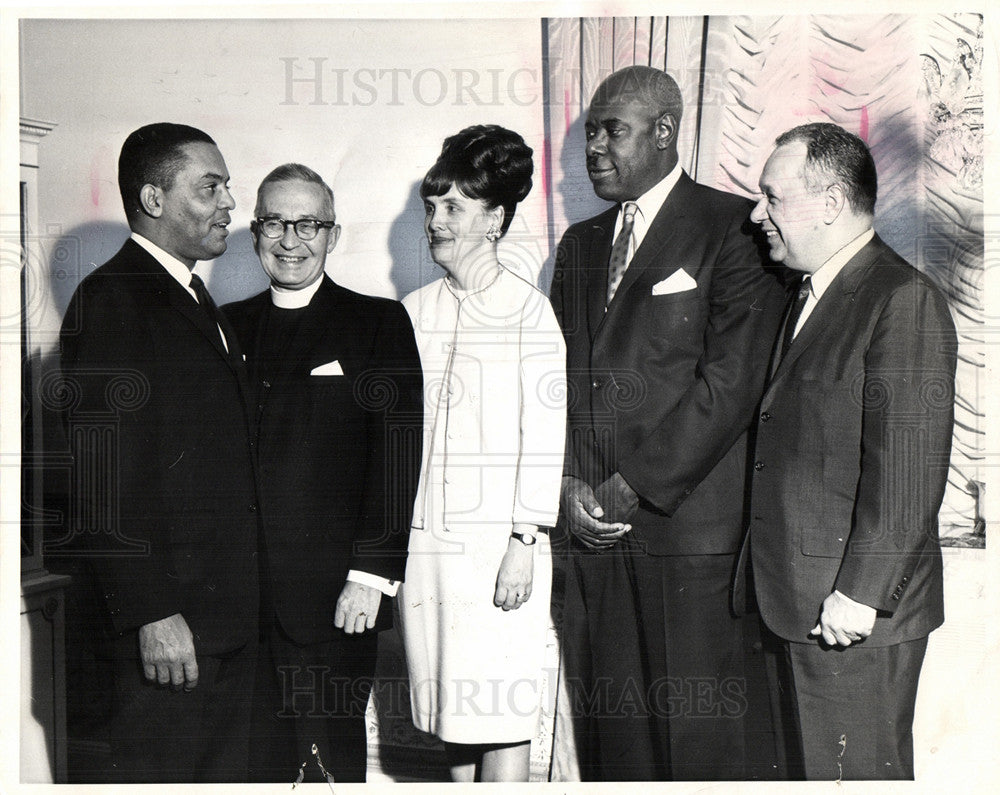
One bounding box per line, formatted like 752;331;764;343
779;276;811;362
189;273;227;350
606;201;638;306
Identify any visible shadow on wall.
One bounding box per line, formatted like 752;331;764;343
387;179;439;300
538;112;614;291
39;220;269;327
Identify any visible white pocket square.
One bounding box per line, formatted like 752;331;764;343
310;360;344;376
651;269;698;295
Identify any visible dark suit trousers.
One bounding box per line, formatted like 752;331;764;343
250;620;378;784
567;537;748;780
776;634;927;780
106;632;256;782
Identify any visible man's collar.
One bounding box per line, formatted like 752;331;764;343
270;275;324;308
130;232;195;291
631;161;683;223
809;227;875;300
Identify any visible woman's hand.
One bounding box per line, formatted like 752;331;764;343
494;533;535;611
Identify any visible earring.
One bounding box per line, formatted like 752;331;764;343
485;227;500;242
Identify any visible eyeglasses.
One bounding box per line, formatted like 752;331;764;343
253;217;336;241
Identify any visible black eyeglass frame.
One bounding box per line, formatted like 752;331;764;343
252;217;338;241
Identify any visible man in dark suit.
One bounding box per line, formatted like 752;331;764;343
59;123;260;781
736;122;957;779
223;164;422;783
550;66;786;780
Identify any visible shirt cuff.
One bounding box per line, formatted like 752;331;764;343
347;570;399;597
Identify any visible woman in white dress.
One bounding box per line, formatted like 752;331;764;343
399;125;566;782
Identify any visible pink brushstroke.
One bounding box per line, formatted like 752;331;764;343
859;105;870;142
564;88;572;135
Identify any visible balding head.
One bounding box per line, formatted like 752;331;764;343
591;66;684;126
585;66;683;202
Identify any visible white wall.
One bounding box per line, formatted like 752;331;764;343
20;17;547;354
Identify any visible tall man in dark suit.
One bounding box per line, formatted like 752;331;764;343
223;164;422;783
59;123;260;781
550;66;786;780
736;123;957;779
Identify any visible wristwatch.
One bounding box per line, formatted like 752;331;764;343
510;530;537;546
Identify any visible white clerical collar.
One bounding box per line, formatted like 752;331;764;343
270;275;324;308
632;160;683;226
809;227;875;302
131;232;197;298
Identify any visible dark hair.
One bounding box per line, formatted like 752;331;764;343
420;124;533;237
255;163;336;220
117;123;216;216
775;123;878;215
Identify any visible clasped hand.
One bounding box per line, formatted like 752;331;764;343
139;612;198;691
810;590;877;647
560;474;635;550
335;581;382;634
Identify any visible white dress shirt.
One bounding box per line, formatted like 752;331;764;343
793;228;875;338
131;231;229;352
611;161;684;265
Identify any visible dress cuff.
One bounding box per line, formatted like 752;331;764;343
347;570;400;597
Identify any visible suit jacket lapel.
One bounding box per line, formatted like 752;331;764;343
157;266;235;365
586;209;617;335
595;173;695;339
612;172;693;300
764;236;885;396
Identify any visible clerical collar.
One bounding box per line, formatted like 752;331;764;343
131;232;198;299
270;275;324;308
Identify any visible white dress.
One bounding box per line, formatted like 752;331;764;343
399;266;566;743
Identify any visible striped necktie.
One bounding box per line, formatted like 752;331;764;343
606;201;637;306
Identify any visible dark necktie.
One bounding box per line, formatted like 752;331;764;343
606;201;638;306
779;276;811;362
189;273;227;350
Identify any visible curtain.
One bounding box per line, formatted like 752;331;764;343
543;12;984;780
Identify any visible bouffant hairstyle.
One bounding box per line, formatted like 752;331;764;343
420;124;533;237
118;122;216;218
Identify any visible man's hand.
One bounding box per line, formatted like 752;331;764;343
334;581;382;635
593;472;639;524
138;613;198;691
810;590;877;647
560;475;631;550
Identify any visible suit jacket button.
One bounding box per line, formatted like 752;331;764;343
754;461;765;471
249;503;258;512
262;380;271;388
592;378;603;389
760;411;771;422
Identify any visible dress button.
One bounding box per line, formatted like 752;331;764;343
249;503;258;512
754;461;765;471
760;411;771;422
262;380;271;389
